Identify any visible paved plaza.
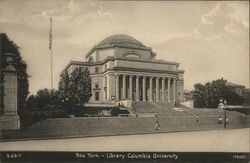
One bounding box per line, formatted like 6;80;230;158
1;128;249;152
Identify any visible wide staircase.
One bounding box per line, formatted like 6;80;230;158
130;101;243;116
1;102;247;141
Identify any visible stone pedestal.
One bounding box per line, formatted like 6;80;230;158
0;115;20;129
0;63;20;129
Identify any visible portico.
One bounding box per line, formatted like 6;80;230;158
115;73;177;102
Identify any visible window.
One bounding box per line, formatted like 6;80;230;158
104;87;107;100
95;84;99;89
95;92;99;101
104;64;107;70
79;67;84;72
125;54;140;58
88;56;94;62
105;76;107;85
95;67;99;73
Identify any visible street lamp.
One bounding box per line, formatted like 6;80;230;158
223;99;227;128
218;99;224;109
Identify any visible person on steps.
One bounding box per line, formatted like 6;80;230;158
196;113;199;122
154;113;161;131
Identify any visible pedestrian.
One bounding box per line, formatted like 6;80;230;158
154;113;160;131
226;117;229;124
196;113;199;122
218;116;222;124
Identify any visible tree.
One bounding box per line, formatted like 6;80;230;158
192;83;206;108
59;67;92;112
0;33;29;112
36;88;61;108
192;78;244;108
58;71;70;99
25;95;38;111
25;88;61;111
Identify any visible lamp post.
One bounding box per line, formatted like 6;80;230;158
223;99;227;128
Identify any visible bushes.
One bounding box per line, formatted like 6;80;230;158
193;79;244;108
21;107;68;118
111;108;130;116
20;105;68;128
227;108;250;115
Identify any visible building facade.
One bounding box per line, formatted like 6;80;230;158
63;34;184;104
225;81;245;96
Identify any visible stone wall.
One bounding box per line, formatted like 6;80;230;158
2;115;248;140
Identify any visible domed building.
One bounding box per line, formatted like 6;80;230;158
62;34;184;105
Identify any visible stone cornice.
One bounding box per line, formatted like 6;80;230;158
90;65;179;79
116;57;178;65
113;67;178;75
61;56;182;76
113;72;176;79
177;70;185;73
61;56;116;75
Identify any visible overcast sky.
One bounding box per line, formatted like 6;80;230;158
0;0;249;95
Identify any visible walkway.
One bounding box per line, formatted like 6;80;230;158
1;128;249;152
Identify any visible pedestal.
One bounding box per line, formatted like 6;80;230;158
0;115;20;129
0;64;20;129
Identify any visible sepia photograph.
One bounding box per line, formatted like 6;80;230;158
0;0;249;162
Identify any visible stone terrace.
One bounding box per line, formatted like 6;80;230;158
1;114;249;141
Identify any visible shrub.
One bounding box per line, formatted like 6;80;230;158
111;108;130;116
19;107;68;128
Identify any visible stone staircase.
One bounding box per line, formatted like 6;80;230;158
130;101;243;116
131;101;176;116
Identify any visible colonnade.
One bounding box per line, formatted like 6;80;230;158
115;74;177;102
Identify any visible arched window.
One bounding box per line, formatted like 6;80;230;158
123;51;141;58
125;54;140;58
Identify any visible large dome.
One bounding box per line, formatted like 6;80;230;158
97;34;145;47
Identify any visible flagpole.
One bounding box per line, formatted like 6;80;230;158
49;17;53;89
51;40;53;89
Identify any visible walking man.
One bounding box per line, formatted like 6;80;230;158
196;113;199;122
154;113;160;131
218;116;222;124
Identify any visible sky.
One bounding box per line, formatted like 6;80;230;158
0;0;249;95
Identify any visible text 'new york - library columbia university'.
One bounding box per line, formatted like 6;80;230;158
62;34;184;106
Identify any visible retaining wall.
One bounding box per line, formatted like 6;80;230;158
1;115;249;141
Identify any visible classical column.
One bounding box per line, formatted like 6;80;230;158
142;76;146;101
168;78;171;102
115;74;119;100
149;77;153;102
173;78;176;102
122;75;126;99
156;77;159;102
162;77;166;102
129;75;133;100
136;76;140;101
